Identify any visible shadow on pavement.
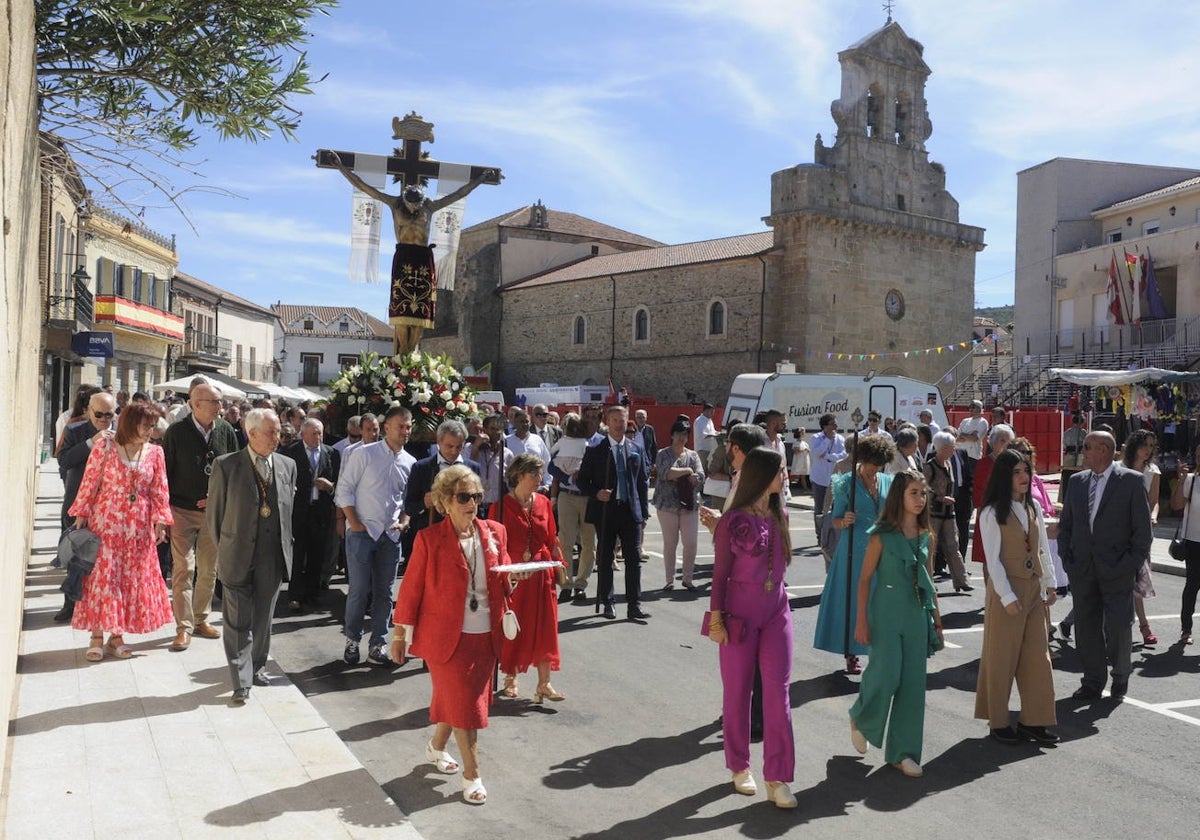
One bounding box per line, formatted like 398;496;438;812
206;767;407;829
543;718;723;790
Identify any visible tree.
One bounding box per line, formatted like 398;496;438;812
35;0;338;218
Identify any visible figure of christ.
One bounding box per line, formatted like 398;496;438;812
330;153;499;353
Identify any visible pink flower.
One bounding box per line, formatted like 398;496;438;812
728;512;763;553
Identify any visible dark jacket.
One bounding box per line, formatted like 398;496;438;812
283;439;340;527
577;436;648;525
162;415;240;510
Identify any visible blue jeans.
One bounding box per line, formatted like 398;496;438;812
344;529;400;648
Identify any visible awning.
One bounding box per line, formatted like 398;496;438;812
150;372;272;400
1049;367;1200;386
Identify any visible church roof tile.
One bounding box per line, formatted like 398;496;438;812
504;231;775;290
271;304;393;338
463;205;665;248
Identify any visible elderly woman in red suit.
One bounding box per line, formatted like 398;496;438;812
491;453;566;703
390;464;515;805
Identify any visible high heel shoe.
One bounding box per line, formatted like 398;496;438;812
85;634;104;662
533;683;565;704
104;635;132;659
765;781;797;809
1140;623;1158;645
425;739;459;774
501;674;518;698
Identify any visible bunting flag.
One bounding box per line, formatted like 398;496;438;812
762;334;993;360
429;163;472;291
1143;251;1169;319
1107;254;1126;325
1124;249;1142;324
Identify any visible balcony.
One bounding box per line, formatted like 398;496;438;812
179;329;233;372
45;275;95;331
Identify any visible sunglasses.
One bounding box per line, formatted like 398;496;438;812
94;411;115;419
455;492;484;505
535;412;548;418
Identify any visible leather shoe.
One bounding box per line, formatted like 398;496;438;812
170;631;191;651
193;622;221;640
53;601;75;623
253;669;270;687
572;590;588;604
558;589;574;604
1015;723;1060;745
989;726;1023;745
627;606;651;620
1109;679;1129;699
602;605;617;620
1072;685;1103;702
230;687;250;706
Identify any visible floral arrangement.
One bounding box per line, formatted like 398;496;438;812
328;350;480;437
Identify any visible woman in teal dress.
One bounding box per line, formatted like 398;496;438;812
814;434;897;674
848;468;942;778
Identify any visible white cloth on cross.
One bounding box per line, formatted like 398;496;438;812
429;162;472;292
348;154;389;284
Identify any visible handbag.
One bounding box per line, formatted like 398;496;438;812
502;608;520;640
58;440;112;601
1169;473;1195;561
700;610;746;643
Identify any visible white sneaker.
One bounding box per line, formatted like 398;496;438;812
892;758;923;778
850;716;867;755
731;769;757;796
765;781;798;809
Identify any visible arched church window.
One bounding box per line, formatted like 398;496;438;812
634;307;649;342
865;85;880;138
894;95;908;144
572;315;587;346
707;300;726;338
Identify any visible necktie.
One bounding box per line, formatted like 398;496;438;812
257;456;270;481
614;443;628;502
1088;472;1100;521
309;447;319;474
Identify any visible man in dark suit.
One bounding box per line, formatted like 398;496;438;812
577;404;651;621
633;409;658;463
402;420;481;562
206;409;296;705
284;417;339;612
54;391;116;622
1058;430;1153;701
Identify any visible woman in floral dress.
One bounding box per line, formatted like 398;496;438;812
70;401;174;661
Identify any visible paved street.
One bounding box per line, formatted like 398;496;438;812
268;501;1195;840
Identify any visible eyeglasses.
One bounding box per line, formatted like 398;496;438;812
454;492;484;505
535;412;548;418
93;411;115;419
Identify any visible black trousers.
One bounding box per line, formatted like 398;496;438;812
222;554;285;691
596;502;643;609
1066;556;1135;689
289;507;332;604
1181;539;1200;634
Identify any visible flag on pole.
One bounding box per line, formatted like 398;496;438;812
429;163;472;291
1124;249;1142;324
1107;254;1126;325
1144;252;1169;319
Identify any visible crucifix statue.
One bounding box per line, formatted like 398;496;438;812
316;112;502;354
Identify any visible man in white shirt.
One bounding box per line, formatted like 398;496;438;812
917;409;940;436
864;410;891;439
333;414;362;455
506;409;552;491
693;402;718;469
335;406;415;667
762;410;792;502
809;413;847;537
466;413;514;508
342;413;379;460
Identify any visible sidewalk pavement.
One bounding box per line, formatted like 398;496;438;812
3;463;425;840
785;488;1188;578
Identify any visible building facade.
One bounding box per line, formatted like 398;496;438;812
172;271;277;383
272;304;394;396
1013;158;1200;359
430;21;984;403
86;207;183;395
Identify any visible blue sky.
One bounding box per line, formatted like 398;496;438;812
130;0;1200;314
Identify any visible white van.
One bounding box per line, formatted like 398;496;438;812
724;372;948;433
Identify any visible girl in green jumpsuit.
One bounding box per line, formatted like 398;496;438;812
848;469;943;778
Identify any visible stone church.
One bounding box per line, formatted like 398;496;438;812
424;21;985;404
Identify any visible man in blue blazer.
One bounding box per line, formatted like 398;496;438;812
401;419;481;564
1058;430;1153;701
284;418;340;611
578;404;650;621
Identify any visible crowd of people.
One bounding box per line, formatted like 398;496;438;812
49;380;1194;807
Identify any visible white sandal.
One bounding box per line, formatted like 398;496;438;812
462;775;487;805
425;740;459;774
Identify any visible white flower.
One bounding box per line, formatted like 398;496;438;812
413;390;432;404
348;365;362;377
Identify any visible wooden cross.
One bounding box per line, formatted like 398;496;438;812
314;111;501;188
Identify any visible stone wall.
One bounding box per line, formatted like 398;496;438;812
1;0;42;775
498;256;768;403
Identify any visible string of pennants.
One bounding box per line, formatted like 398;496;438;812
762;333;1000;361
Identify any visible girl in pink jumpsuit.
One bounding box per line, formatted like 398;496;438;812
708;447;796;809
